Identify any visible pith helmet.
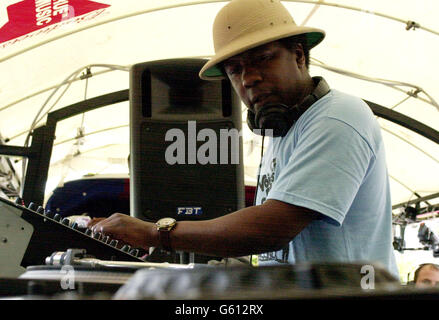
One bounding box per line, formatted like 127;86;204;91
199;0;325;80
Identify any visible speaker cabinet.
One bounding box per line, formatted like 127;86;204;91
130;58;245;223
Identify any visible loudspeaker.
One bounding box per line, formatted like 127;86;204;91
129;58;245;223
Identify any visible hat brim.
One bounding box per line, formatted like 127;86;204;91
199;25;325;80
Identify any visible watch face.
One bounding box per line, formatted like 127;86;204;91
157;217;176;228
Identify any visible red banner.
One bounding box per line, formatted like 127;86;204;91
0;0;110;44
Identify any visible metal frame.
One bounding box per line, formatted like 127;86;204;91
0;90;437;209
0;90;128;206
392;192;439;211
365;100;439;144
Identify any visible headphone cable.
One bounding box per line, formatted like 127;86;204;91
249;134;266;266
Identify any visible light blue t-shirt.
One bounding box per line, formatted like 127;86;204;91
256;89;399;278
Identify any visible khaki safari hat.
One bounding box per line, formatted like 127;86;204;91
199;0;325;80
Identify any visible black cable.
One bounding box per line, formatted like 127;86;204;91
249;134;266;266
252;134;266;207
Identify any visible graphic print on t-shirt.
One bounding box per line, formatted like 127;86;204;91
258;158;276;205
256;156;291;264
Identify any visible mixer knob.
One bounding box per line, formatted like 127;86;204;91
129;248;139;257
53;214;61;222
44;210;53;218
92;232;102;240
109;239;118;247
61;218;70;226
36;206;45;214
85;228;93;236
121;245;131;252
27;202;36;210
102;236;110;243
15;197;23;205
71;222;80;230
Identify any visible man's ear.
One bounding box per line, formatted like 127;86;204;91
294;43;306;69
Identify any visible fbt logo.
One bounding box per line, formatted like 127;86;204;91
177;207;203;216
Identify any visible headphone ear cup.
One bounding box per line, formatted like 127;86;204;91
247;109;257;132
255;104;297;137
246;77;331;137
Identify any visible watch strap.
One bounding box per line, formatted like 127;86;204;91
158;229;172;251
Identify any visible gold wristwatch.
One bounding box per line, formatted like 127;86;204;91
156;217;177;251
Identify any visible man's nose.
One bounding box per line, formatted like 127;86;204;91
241;65;262;88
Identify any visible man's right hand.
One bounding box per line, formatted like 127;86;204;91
87;217;106;228
86;213;158;250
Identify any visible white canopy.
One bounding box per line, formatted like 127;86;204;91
0;0;438;215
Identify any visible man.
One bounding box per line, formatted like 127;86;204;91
414;263;439;288
89;0;398;277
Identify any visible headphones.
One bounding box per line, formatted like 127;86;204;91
247;77;330;137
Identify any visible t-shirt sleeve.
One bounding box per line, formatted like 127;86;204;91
267;116;375;226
